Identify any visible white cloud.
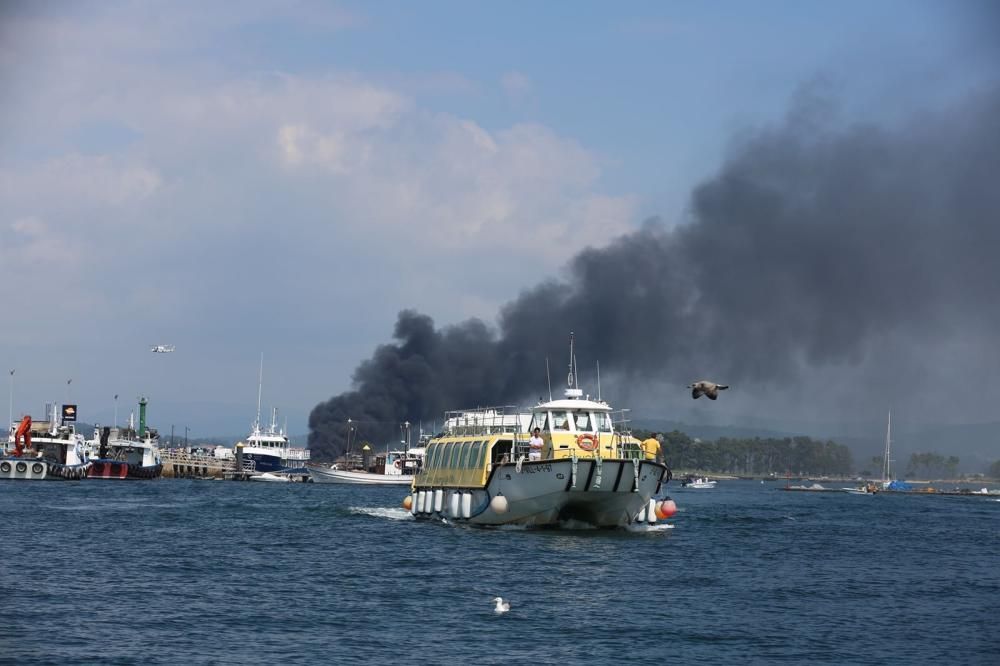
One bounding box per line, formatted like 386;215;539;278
0;3;638;422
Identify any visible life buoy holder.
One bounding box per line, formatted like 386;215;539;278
393;460;402;470
577;434;598;451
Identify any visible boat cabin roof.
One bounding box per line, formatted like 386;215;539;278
533;398;612;412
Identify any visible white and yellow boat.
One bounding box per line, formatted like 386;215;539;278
406;381;672;528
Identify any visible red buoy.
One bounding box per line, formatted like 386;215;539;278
660;499;677;518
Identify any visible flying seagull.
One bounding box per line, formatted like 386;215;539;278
493;596;510;614
688;381;729;400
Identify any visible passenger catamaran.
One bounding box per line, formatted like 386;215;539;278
406;339;672;527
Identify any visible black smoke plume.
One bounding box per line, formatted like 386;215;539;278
309;86;1000;460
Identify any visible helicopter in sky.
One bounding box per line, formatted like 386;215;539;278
151;344;175;353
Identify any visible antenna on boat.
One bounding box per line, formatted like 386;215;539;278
255;353;264;432
545;357;552;402
567;332;575;388
346;418;353;459
596;361;601;401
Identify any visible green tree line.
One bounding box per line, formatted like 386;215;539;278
636;429;853;476
904;452;960;479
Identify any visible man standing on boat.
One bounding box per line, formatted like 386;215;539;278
642;432;663;463
528;428;544;461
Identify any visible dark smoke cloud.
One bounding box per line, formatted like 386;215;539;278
309;86;1000;460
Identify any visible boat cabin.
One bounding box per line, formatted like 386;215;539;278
415;395;642;489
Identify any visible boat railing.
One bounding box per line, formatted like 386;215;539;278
442;406;528;437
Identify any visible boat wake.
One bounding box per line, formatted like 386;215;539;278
626;522;675;533
350;506;414;521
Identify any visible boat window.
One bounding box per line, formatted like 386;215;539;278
529;413;545;433
597;413;614;432
468;441;483;468
449;441;463;468
425;443;438;468
457;441;470;469
436;442;450;469
574;411;592;432
551;411;570;431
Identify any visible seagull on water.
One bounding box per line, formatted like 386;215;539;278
493;597;510;614
688;380;729;400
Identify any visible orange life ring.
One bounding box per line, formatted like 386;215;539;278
394;460;401;469
577;434;598;451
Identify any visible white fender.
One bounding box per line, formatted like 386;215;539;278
416;490;426;513
449;491;460;518
433;489;444;513
461;492;472;519
637;505;647;522
647;498;657;524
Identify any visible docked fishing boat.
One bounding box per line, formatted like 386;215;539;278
2;405;92;481
87;397;163;480
405;338;672;528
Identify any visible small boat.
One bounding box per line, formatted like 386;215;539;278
308;424;426;485
842;482;879;495
250;472;291;482
406;335;672;528
680;476;716;488
2;404;92;481
308;450;425;485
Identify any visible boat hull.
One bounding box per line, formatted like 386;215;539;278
88;459;129;479
308;465;414;485
244;452;288;473
0;458;91;481
412;458;669;528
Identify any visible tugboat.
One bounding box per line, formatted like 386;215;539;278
405;335;673;527
87;397;163;480
1;404;92;480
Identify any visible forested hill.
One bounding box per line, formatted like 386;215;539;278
635;428;853;477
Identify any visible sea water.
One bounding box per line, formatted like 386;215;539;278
2;479;997;664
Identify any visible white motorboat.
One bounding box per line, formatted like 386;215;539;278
681;476;716;488
308;448;425;485
250;472;291;482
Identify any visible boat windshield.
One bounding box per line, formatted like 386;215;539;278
550;411;570;431
597;412;613;432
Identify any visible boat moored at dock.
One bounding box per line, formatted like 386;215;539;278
2;404;92;481
86;397;163;480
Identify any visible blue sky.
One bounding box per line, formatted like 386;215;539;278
1;0;995;436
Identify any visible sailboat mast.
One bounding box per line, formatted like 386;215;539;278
882;410;892;483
